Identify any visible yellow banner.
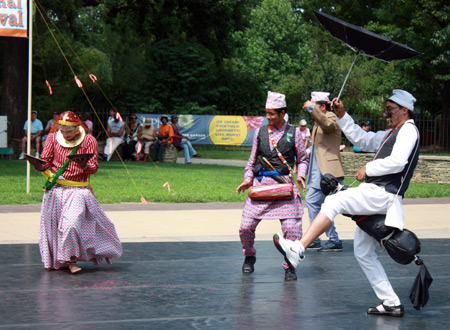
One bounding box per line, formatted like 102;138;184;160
209;116;248;145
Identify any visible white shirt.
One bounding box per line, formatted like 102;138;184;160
337;113;419;229
337;113;418;179
107;117;125;138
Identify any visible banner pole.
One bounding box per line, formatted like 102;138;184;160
26;0;33;194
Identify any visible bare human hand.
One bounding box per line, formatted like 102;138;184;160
331;98;346;118
296;176;306;192
236;181;251;194
356;164;367;182
302;100;313;110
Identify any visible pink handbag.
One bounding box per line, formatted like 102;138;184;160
248;183;294;201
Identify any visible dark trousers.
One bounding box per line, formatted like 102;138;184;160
154;141;168;161
122;141;137;160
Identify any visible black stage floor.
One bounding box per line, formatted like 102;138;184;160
1;239;449;329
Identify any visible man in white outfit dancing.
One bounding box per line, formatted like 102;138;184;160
273;89;419;317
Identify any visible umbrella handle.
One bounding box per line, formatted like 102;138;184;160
336;51;360;102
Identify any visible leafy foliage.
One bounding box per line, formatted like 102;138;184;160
1;0;450;137
233;0;312;89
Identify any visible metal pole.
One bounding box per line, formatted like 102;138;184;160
433;117;437;155
26;0;33;194
336;51;360;101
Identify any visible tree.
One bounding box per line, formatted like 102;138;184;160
100;0;252;113
144;39;218;113
0;37;28;138
234;0;312;90
297;0;450;119
0;0;104;138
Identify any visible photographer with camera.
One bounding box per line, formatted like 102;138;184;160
302;92;345;251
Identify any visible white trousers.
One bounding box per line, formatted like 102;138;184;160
321;183;402;306
104;137;123;161
137;140;154;154
354;227;401;306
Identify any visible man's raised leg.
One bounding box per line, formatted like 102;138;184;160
273;212;332;268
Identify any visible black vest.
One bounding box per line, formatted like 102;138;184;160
253;124;296;176
366;123;420;197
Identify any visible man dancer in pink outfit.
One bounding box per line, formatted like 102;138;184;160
236;91;309;281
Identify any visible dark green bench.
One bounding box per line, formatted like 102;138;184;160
0;147;13;160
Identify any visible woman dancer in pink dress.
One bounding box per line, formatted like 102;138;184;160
33;111;122;274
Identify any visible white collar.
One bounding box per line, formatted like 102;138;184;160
56;126;85;148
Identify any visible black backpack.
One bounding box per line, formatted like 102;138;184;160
352;214;420;265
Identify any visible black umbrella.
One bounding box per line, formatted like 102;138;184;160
313;11;421;100
409;256;433;310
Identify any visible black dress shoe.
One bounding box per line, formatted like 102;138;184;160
242;256;256;274
367;303;404;317
284;268;297;281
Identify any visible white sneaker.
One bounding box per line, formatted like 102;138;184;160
35;152;40;158
18;152;25;160
273;233;304;269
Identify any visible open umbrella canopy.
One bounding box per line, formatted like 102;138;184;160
314;11;421;61
313;11;421;100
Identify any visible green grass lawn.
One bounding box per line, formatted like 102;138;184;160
1;160;448;205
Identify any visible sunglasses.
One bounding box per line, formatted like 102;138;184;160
383;105;404;116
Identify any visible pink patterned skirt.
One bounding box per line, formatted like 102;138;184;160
39;187;123;270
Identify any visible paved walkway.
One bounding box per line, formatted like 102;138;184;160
1;198;450;244
1;157;449;244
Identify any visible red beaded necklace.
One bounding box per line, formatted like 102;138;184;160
268;125;293;177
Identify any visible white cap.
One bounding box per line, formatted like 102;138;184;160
299;119;307;126
266;91;286;109
311;91;330;102
388;89;416;111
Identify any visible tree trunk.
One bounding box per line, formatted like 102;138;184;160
0;37;29;139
